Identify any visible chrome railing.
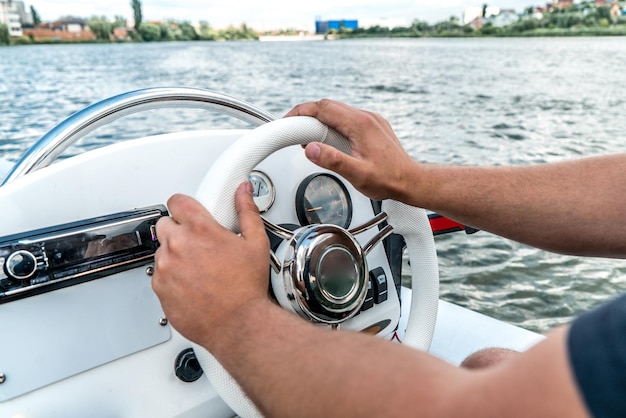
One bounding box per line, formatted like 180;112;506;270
1;87;277;185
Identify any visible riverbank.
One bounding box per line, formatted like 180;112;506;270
4;27;626;46
3;14;626;46
339;25;626;38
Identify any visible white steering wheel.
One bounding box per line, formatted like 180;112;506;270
190;116;440;417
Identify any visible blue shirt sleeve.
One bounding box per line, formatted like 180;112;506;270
568;293;626;418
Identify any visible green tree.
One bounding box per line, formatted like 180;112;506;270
364;25;390;35
198;21;216;40
216;23;258;40
411;19;431;33
178;22;199;40
131;0;142;31
138;22;160;41
0;23;9;45
583;14;598;27
597;6;612;21
88;16;112;41
159;22;174;40
579;0;594;12
30;6;41;26
479;21;496;34
112;15;127;28
521;18;540;31
239;23;258;39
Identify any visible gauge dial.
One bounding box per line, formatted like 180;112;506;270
249;170;275;213
296;173;352;228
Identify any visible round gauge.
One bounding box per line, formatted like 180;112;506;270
249;170;275;213
296;173;352;228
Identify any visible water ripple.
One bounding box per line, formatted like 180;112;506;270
2;38;625;334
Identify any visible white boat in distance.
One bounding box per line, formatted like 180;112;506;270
0;88;541;417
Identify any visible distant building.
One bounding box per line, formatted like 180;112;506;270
112;27;130;41
463;6;501;25
0;0;24;36
315;19;358;34
531;7;546;20
488;9;519;27
12;0;32;26
0;0;34;35
51;16;88;32
552;0;573;8
465;8;520;29
24;16;95;42
467;16;484;30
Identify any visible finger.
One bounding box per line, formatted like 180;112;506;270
286;99;366;139
284;101;316;118
152;243;171;295
304;142;367;184
235;182;267;243
155;215;178;246
166;193;213;225
285;99;352;118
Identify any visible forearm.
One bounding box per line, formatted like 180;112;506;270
204;301;587;418
206;300;466;417
403;154;626;258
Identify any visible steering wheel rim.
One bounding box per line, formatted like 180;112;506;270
191;116;439;417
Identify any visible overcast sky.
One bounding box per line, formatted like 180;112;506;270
32;0;537;30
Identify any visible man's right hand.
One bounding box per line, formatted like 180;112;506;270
285;99;420;203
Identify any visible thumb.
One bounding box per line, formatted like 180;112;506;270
235;182;266;242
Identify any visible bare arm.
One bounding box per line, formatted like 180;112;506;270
286;100;626;258
413;156;626;258
152;187;589;418
209;299;588;418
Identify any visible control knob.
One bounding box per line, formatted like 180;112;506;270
5;250;38;281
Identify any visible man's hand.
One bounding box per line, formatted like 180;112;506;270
151;182;271;349
286;99;419;203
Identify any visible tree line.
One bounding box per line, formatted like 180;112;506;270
336;3;626;38
3;0;625;46
79;0;258;42
1;0;258;45
90;0;258;42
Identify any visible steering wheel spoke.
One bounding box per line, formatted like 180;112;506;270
362;224;394;256
348;211;388;236
262;216;294;240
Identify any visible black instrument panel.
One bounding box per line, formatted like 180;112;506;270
0;205;167;304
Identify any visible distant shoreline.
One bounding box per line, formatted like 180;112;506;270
3;26;626;47
337;25;626;39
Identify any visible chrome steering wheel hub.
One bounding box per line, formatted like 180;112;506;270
280;224;369;324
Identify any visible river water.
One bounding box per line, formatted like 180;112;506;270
1;38;624;333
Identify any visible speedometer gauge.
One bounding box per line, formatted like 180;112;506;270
249;170;275;213
296;173;352;228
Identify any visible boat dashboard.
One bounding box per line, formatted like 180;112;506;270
0;129;403;416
